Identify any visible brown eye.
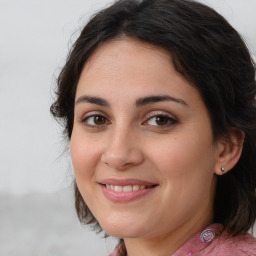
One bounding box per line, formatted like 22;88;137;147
94;115;106;125
82;114;109;127
155;116;169;126
145;114;177;127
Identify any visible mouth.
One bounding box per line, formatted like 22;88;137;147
101;184;157;192
99;178;158;202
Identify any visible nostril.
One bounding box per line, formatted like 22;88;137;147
101;143;144;169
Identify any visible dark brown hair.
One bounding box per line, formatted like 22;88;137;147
51;0;256;253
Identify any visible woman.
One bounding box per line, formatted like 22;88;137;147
51;0;256;255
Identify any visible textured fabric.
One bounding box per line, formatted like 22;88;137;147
110;224;256;256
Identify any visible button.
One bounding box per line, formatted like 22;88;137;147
200;228;215;243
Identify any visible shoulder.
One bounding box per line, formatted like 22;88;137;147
208;231;256;256
173;224;256;256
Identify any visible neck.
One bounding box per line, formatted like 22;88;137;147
124;201;214;256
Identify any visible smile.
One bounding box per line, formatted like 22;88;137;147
99;179;158;202
105;184;153;192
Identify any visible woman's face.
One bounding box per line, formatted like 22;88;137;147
71;38;221;240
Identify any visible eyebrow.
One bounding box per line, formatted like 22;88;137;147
75;94;188;107
135;95;188;107
75;96;110;107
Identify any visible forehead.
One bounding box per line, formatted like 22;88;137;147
76;38;201;107
85;38;171;67
81;38;173;83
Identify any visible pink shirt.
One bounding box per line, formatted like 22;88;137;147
110;224;256;256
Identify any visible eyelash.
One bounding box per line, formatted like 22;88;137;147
143;113;178;128
80;112;178;129
81;113;110;128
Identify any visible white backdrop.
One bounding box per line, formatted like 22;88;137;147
0;0;255;195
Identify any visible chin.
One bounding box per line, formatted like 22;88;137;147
105;228;143;239
99;218;146;239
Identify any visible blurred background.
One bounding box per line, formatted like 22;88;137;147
0;0;255;255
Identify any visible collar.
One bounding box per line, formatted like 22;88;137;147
173;223;224;256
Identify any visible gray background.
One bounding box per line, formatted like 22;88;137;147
0;0;255;255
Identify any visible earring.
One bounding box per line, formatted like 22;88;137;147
221;166;225;172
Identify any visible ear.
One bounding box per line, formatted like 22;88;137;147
214;129;244;176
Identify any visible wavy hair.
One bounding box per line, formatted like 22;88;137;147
51;0;256;254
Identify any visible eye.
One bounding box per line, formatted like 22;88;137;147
144;114;177;127
81;114;109;127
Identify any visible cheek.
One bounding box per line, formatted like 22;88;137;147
146;135;216;227
151;137;214;176
70;132;101;185
147;129;216;198
70;133;104;214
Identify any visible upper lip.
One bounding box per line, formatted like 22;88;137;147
99;178;158;186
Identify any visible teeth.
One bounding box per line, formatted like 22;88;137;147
115;186;122;192
133;185;139;191
105;184;149;192
123;185;132;192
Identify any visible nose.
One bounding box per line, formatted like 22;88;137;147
101;128;144;170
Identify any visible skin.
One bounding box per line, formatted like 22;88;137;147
70;38;241;256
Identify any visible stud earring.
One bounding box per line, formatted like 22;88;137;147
221;166;225;172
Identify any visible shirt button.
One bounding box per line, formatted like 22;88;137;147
200;228;215;243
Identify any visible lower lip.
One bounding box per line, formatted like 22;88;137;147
101;185;157;203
